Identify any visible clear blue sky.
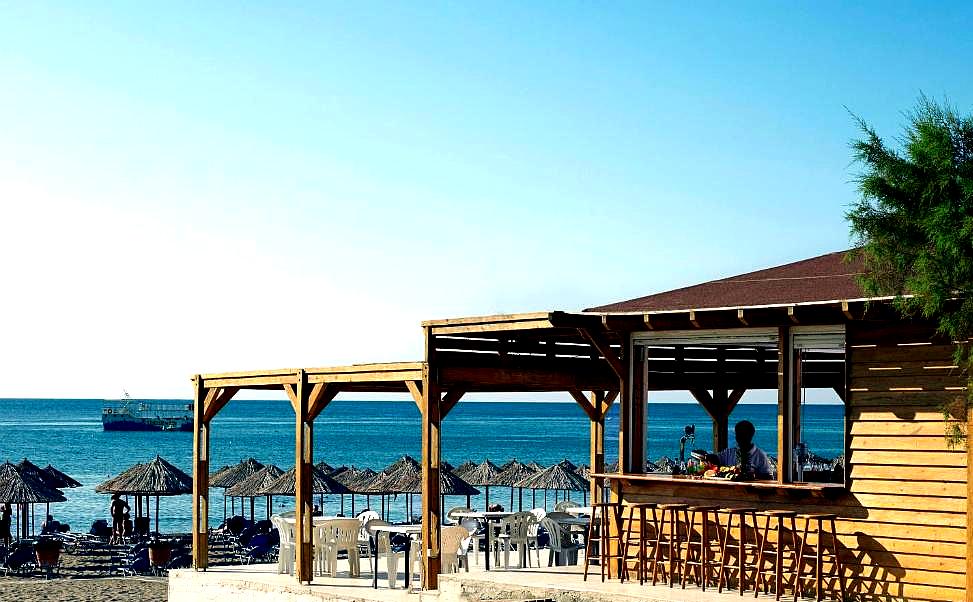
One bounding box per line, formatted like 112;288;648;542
1;2;971;397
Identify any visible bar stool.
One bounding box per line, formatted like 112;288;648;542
795;513;846;602
651;502;689;587
620;502;658;584
754;509;799;600
583;502;624;582
717;506;759;595
681;504;722;591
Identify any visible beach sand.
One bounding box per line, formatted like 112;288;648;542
0;576;167;601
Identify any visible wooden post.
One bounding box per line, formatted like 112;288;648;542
293;370;314;583
191;375;209;570
421;328;442;588
630;343;646;472
777;327;791;483
589;391;605;505
713;389;729;452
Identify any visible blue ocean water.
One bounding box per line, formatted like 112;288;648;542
0;399;843;533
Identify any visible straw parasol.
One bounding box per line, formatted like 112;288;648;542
331;466;377;516
260;464;350;501
452;460;477;480
15;458;70;526
42;464;82;489
514;463;587;509
315;461;336;475
493;459;536;511
210;457;265;520
458;459;501;508
95;455;192;533
225;464;284;520
0;461;66;539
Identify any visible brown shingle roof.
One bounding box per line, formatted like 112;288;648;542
586;250;868;313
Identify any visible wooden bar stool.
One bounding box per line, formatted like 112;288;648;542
681;504;722;590
620;502;658;584
583;502;624;582
651;502;689;587
795;513;846;602
754;509;799;600
717;507;759;595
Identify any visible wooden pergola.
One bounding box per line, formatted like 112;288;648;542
192;305;855;587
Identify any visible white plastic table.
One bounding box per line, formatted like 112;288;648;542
369;524;422;589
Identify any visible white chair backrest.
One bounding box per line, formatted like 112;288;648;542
364;519;392;553
529;507;546;521
447;506;473;524
459;518;481;535
554;500;580;511
356;510;380;523
540;517;568;551
545;511;573;522
270;516;291;546
331;518;362;549
440;525;469;557
500;511;537;540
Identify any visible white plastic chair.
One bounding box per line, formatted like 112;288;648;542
493;511;538;569
440;525;470;573
313;521;335;576
324;518;362;577
365;519;402;588
460;518;484;565
540;516;583;566
270;516;295;575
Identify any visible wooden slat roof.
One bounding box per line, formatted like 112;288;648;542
199;361;424;391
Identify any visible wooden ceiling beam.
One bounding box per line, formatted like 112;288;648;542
283;384;298;413
578;327;625;380
569;389;599;422
440;389;467;419
203;387;239;422
405;380;424;414
308;383;340;421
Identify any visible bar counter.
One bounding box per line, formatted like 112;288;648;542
590;472;846;499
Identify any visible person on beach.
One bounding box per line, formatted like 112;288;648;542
41;514;62;534
1;503;11;546
110;494;129;543
706;420;773;479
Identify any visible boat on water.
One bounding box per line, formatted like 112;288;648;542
102;392;193;432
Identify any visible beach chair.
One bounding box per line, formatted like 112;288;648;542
270;516;295;575
239;532;276;565
540;516;583;566
323;518;361;577
493;511;538;569
1;542;36;576
441;525;470;573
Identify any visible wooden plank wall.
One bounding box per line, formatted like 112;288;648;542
619;320;967;602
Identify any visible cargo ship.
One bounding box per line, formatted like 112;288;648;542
102;392;193;432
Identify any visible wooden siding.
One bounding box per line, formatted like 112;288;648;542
616;320;967;602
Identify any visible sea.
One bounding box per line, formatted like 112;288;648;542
0;398;843;533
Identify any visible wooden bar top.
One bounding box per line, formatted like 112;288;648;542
590;472;845;494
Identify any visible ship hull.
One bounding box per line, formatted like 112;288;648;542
102;418;193;432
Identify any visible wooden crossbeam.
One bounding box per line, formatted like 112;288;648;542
203;387;239;422
689;388;719;419
727;388;747;413
602;390;619;414
577;327;624;380
283;384;299;413
569;389;599;422
737;309;748;326
405;380;423;413
440;389;467;418
308;383;339;421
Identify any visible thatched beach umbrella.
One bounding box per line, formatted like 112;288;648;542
453;460;477;480
494;460;537;511
315;461;335;475
95;455;192;534
0;461;65;539
515;463;587;510
459;459;501;508
226;464;284;520
210;458;264;520
331;466;377;516
42;464;82;489
260;465;350;516
15;458;68;528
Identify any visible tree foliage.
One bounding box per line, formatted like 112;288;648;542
847;96;973;446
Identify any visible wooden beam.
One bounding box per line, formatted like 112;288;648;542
737;309;748;326
630;345;645;471
590;391;606;505
787;306;799;324
727;388;746;413
308;383;339;421
405;380;424;413
841;300;854;320
191;376;209;570
578;327;625;380
602;390;619;412
569;389;599;422
777;326;791;483
440;388;466;419
283;383;298;413
689;310;701;328
642;313;653;330
203;387;239;422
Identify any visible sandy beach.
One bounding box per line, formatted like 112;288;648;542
0;576;167;602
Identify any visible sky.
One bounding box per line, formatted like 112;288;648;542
1;2;971;399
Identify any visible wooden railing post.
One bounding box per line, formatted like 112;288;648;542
590;391;605;504
191;375;209;570
294;370;314;583
421;328;442;589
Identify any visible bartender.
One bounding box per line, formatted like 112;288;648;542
707;420;773;479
